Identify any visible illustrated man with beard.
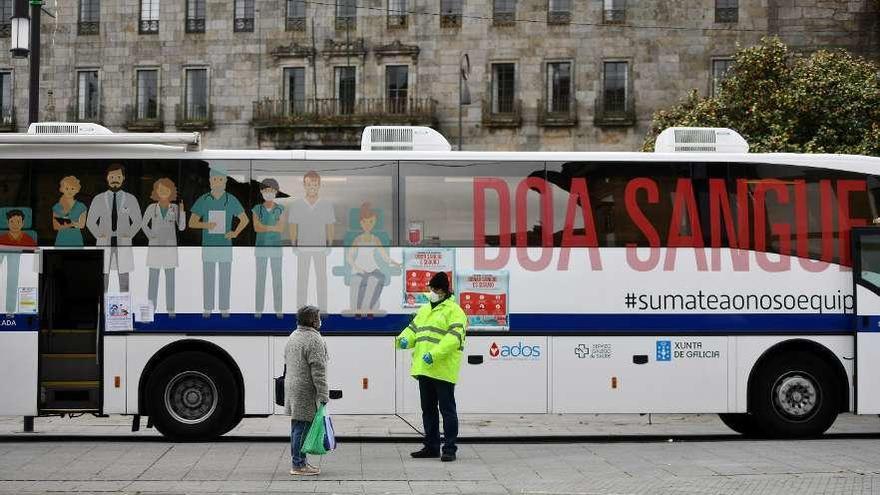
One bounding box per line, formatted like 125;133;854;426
87;164;143;293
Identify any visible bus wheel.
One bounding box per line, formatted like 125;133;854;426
717;414;761;437
147;351;240;441
751;351;839;438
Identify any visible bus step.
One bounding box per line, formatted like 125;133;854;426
40;354;99;382
40;380;100;411
40;329;96;354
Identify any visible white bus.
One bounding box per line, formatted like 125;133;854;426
2;123;880;440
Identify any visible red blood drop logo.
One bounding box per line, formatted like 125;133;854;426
489;342;500;358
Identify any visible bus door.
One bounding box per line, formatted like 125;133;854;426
39;250;103;413
851;227;880;413
0;248;39;416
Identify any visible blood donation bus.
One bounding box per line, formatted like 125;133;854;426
2;123;880;440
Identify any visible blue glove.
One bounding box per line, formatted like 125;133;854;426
422;352;433;365
399;337;409;349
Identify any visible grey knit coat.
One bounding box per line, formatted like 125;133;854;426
284;325;330;421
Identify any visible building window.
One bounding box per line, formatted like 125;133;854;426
711;58;734;97
440;0;462;27
388;0;407;28
547;62;572;113
493;0;515;25
602;61;627;112
286;0;306;31
491;63;515;114
335;66;356;115
78;0;100;35
136;69;159;120
547;0;570;24
139;0;159;34
716;0;737;22
386;65;408;114
186;0;206;33
1;0;12;38
284;67;306;113
184;68;209;120
77;70;100;121
336;0;356;30
234;0;255;32
603;0;625;23
0;71;12;125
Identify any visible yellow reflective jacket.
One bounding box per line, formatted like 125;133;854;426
395;297;468;384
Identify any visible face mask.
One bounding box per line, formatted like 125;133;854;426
261;191;276;201
428;291;441;303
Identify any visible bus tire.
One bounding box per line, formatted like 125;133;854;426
717;413;761;437
146;351;240;441
751;351;839;438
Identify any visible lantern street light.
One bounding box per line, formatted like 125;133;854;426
9;0;29;59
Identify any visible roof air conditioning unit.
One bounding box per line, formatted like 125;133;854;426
654;127;749;153
28;122;114;136
361;126;451;152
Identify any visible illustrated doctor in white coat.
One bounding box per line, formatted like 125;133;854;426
86;163;143;293
141;177;186;317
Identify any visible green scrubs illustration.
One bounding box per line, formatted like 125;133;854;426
253;179;284;318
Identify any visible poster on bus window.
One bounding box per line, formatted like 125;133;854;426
402;248;455;308
104;293;133;332
456;271;509;331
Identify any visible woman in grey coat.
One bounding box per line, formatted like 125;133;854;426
285;305;330;476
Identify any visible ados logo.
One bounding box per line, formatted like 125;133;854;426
489;341;541;360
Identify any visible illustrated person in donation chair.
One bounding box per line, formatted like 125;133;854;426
332;203;401;317
0;207;37;316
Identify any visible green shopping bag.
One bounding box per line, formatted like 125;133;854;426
300;405;328;455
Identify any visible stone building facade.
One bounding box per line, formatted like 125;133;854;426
0;0;877;151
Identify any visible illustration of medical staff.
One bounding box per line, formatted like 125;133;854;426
189;168;248;318
347;202;401;314
86;164;142;293
141;178;186;318
52;176;87;247
253;178;285;319
289;170;336;312
0;209;37;316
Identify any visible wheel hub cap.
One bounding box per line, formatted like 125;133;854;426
164;371;218;425
774;374;818;419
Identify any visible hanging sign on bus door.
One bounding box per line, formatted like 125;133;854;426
402;248;455;308
456;270;509;331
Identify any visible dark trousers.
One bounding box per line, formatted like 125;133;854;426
418;375;458;455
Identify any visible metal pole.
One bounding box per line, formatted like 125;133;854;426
27;0;42;125
458;73;462;151
23;416;33;432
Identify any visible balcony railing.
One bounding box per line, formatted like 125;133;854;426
715;7;738;22
594;94;635;127
335;16;356;30
78;21;100;35
124;104;164;132
0;107;15;132
139;19;159;34
186;17;206;33
440;13;461;28
387;13;407;28
547;10;571;25
251;98;437;129
66;103;104;124
538;97;578;127
481;98;522;128
234;17;255;32
493;11;515;26
0;21;10;38
286;16;306;31
603;8;625;23
175;103;214;130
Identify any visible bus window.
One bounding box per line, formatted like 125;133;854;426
545;161;692;247
400;161;545;247
252;160;395;247
178;159;252;247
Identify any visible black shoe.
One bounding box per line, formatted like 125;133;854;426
410;447;440;458
441;452;456;462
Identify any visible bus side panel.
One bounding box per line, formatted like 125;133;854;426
0;332;38;415
551;336;729;413
102;335;127;414
734;336;854;413
273;336;396;415
126;335;272;415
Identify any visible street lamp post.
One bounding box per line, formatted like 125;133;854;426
458;53;471;151
28;0;42;125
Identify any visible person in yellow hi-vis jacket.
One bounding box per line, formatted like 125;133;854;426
395;272;467;462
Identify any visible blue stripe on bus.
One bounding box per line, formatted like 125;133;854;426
127;312;857;334
0;315;39;331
